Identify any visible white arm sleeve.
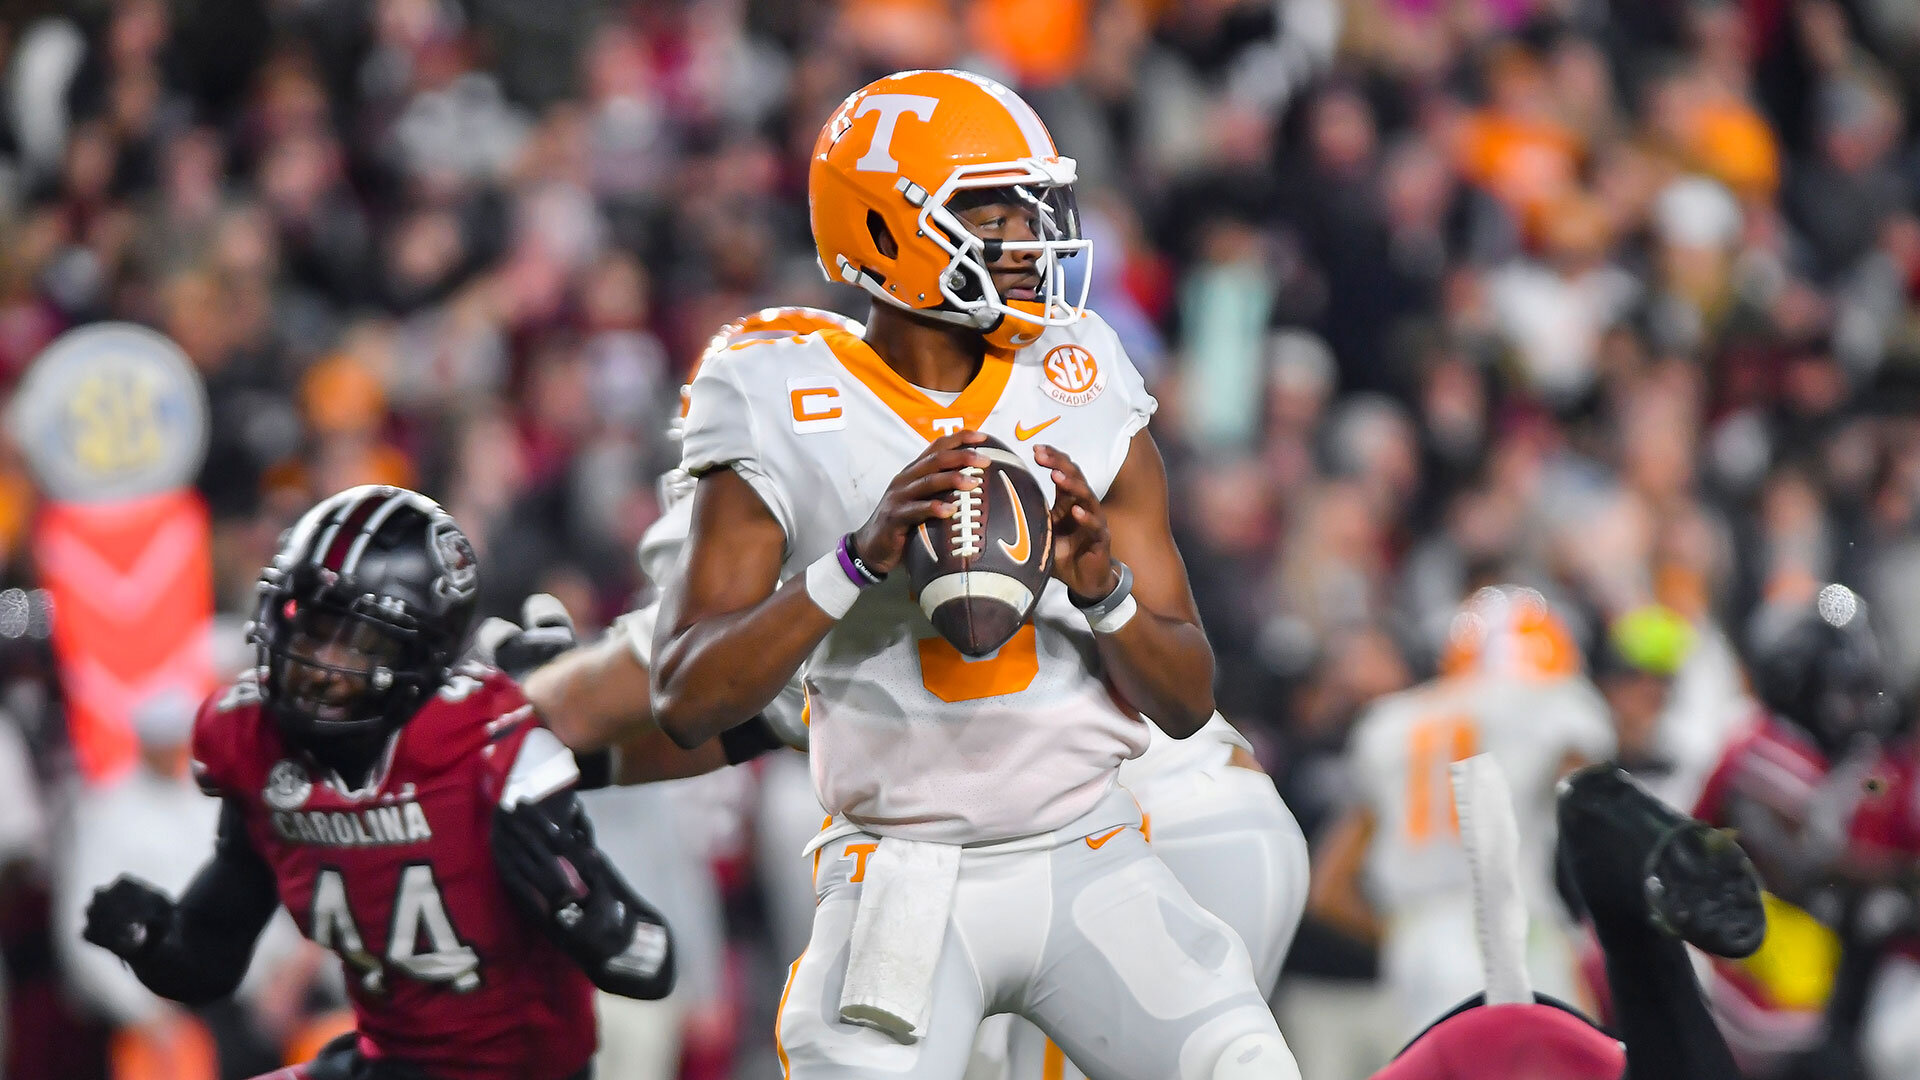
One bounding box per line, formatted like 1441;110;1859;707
617;603;661;667
1072;314;1159;498
681;358;795;547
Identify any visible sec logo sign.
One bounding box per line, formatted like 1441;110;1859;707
1040;345;1105;407
6;323;209;503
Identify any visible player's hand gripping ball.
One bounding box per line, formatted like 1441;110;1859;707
903;434;1053;657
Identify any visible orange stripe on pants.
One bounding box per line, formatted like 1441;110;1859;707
1043;1039;1067;1080
774;950;807;1079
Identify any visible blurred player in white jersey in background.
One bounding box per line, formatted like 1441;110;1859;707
1308;585;1615;1042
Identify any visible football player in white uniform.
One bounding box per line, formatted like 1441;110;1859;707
1308;585;1616;1042
499;302;1309;1080
649;69;1300;1080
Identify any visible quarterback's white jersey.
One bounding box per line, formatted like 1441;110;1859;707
619;494;810;750
680;315;1156;844
1348;672;1614;921
638;471;695;587
1119;712;1251;791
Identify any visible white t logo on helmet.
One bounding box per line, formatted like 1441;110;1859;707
853;94;938;173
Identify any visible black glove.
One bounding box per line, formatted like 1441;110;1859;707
491;797;673;998
493;800;642;963
471;595;577;682
83;875;176;962
493;800;595;923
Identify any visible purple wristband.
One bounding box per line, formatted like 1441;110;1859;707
838;534;884;587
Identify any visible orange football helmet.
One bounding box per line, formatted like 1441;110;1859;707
673;305;866;435
809;69;1088;347
1440;585;1583;681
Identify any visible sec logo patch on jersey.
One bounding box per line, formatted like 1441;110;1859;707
1041;344;1105;407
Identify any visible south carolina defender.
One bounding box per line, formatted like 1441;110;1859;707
651;70;1299;1080
80;487;674;1080
1694;585;1900;1076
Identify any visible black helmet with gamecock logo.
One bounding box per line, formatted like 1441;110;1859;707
250;486;480;751
1749;583;1898;755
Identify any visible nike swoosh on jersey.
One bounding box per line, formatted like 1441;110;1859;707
1014;417;1060;441
1084;826;1126;850
997;472;1031;564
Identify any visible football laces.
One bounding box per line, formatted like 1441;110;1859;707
951;466;984;559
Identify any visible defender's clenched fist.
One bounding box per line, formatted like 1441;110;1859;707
83;875;176;961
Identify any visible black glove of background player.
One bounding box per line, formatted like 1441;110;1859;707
491;796;675;1000
83;875;176;961
471;594;577;682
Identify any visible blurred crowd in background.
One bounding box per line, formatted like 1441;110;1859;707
0;0;1919;1077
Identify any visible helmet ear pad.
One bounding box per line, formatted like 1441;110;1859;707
809;134;1000;317
868;211;898;259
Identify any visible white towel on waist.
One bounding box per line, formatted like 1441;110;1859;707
838;835;962;1040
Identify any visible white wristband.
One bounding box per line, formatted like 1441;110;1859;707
1088;593;1138;634
805;552;861;620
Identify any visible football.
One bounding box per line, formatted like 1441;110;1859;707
903;435;1054;657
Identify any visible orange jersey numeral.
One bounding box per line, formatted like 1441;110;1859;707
917;624;1039;702
1405;713;1478;843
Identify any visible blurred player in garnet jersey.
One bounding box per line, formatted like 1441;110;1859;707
1692;584;1899;1074
1843;718;1920;1080
80;486;675;1080
1311;585;1615;1041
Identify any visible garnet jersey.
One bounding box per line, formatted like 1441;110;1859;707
1848;739;1920;963
191;665;595;1080
1691;712;1843;1048
1693;712;1832;831
681;315;1157;843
